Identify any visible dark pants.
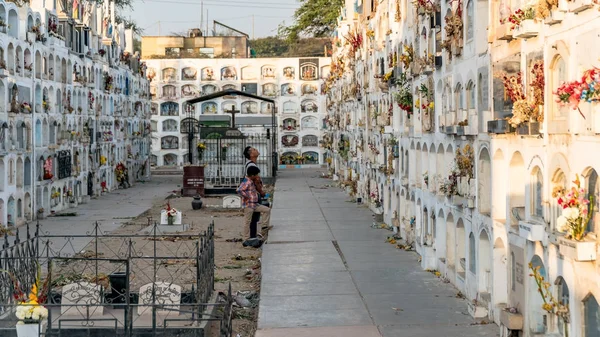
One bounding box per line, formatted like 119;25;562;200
249;212;261;238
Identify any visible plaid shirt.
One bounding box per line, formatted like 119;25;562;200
237;178;259;209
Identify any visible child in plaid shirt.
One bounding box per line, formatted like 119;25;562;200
236;166;271;240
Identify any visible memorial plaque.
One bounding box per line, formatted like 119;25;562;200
223;195;242;209
138;282;182;316
61;282;104;317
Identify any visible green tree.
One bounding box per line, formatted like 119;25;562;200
250;37;290;57
279;0;344;42
250;37;331;58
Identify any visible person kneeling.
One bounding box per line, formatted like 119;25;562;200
236;166;271;247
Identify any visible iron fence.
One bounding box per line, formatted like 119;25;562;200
0;220;233;337
198;129;273;190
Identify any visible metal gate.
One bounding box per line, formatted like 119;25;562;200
197;127;272;191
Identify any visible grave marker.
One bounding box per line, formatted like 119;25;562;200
61;282;104;317
160;210;182;225
223;195;241;209
137;282;182;316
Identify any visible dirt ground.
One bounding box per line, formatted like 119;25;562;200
51;186;273;337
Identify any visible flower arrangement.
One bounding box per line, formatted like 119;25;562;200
51;191;60;199
115;163;128;183
423;171;429;186
165;203;178;219
21;102;32;113
413;0;440;14
197;142;206;156
529;263;569;336
554;66;600;118
344;28;363;55
100;156;107;166
501;6;536;30
552;174;594;241
43;159;53;180
104;72;113;91
383;71;394;82
399;45;414;70
535;0;558;19
2;265;49;325
440;5;464;57
366;29;375;39
530;61;545;107
393;73;414;117
369;186;381;208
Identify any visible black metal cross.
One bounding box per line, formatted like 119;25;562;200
224;105;240;128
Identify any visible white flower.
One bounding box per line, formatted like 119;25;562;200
39;307;48;319
556;216;569;233
562;207;580;220
15;309;25;320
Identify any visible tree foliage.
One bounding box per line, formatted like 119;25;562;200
279;0;345;42
250;37;331;58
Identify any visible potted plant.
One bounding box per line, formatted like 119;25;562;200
2;265;50;337
553;174;596;261
165;204;178;225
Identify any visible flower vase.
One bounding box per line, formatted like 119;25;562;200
167;216;174;226
16;322;41;337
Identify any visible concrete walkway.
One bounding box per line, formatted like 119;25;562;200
11;176;179;252
256;169;498;337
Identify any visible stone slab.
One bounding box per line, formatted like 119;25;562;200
262;261;347;274
261;270;353;284
260;281;358;297
256;325;382;337
269;229;334;242
271;209;325;221
260;294;365;312
258;308;373;329
378;323;497;337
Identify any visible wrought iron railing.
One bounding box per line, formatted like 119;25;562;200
0;220;232;337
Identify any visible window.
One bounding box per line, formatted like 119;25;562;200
552;57;567;120
8;159;14;184
511;252;516;291
584;294;600;337
556;277;569;336
467;81;475;110
531;167;544;218
466;0;474;40
454;83;463;111
469;233;476;273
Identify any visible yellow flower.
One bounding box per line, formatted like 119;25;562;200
428;102;434;109
415;99;420;106
542;303;554;312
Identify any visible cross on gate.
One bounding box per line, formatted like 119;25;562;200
224;105;240;128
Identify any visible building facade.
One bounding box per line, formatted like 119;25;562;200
325;0;600;336
0;0;151;227
143;54;330;167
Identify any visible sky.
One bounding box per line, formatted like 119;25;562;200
125;0;300;39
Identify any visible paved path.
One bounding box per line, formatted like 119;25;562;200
10;176;179;253
256;169;498;337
